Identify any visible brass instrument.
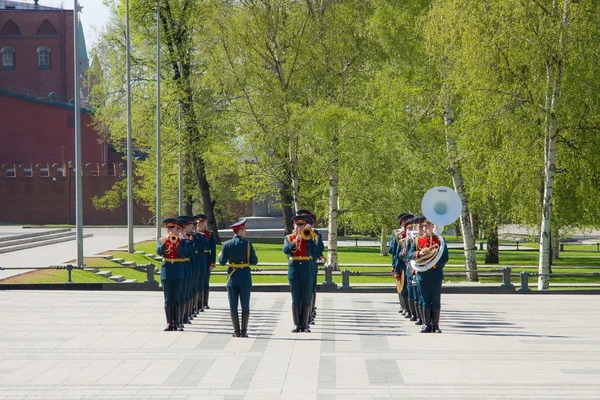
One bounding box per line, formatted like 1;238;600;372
168;234;179;244
301;227;315;241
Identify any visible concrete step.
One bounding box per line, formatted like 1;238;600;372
0;228;72;244
122;279;137;283
145;254;156;259
86;254;114;260
134;251;145;255
96;271;112;278
153;256;162;261
0;233;94;255
84;267;99;273
121;261;136;267
0;231;75;249
111;258;125;264
108;275;125;282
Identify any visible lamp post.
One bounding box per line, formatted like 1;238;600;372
67;160;73;225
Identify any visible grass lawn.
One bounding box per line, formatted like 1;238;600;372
3;239;599;285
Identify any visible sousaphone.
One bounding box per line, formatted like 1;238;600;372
410;186;462;272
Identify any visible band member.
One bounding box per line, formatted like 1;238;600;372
177;216;195;327
190;216;209;318
218;218;258;338
391;213;414;315
409;217;427;326
195;214;216;310
284;215;319;333
157;218;191;332
296;210;325;325
414;217;448;333
403;217;420;322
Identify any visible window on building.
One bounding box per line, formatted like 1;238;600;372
37;46;51;68
1;46;15;68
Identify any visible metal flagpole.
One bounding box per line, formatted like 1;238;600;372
178;104;183;215
73;0;84;268
156;0;162;241
126;0;134;252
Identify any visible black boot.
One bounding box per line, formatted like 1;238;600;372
402;296;410;317
183;300;192;324
432;308;442;333
240;312;249;337
198;291;205;312
414;302;422;325
230;312;241;337
175;305;184;331
204;290;210;309
398;293;404;313
164;306;174;331
409;300;417;321
291;306;301;333
301;305;311;333
311;292;317;316
420;308;432;333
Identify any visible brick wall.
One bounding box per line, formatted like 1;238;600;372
0;172;152;225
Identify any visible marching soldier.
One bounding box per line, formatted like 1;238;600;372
390;213;414;315
218;218;258;338
157;218;191;332
284;215;319;333
190;216;209;317
414;217;449;333
177;216;195;326
403;217;419;322
408;216;427;326
296;210;325;325
195;214;216;310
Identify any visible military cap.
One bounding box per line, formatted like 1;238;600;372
292;215;311;225
194;214;207;222
397;213;415;222
163;218;182;228
230;218;247;230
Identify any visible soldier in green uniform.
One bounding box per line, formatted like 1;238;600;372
177;217;195;326
218;218;258;338
190;216;209;318
196;214;216;310
157;218;191;332
391;213;414;315
296;210;324;326
284;215;319;333
414;217;449;333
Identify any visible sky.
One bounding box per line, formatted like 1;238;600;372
36;0;111;52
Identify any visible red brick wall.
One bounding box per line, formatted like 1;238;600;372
0;175;152;225
0;93;108;165
0;9;74;99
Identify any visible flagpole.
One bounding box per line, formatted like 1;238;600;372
73;0;84;267
126;0;134;252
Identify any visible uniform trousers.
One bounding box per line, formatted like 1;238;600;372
162;279;183;306
289;278;311;306
227;285;251;313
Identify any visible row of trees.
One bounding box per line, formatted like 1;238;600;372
89;0;600;289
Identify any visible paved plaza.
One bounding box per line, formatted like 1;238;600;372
0;291;599;400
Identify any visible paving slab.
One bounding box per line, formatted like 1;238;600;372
0;291;599;399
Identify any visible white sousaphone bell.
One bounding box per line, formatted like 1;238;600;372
410;186;462;273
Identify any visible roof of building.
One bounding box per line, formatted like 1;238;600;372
0;1;59;11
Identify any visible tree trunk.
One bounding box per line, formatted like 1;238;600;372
279;180;295;234
328;137;340;271
380;227;388;256
538;0;569;290
485;224;499;264
442;83;478;281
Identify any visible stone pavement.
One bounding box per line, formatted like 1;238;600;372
0;291;599;400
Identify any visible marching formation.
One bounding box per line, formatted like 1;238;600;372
388;213;449;333
157;215;216;332
156;187;455;337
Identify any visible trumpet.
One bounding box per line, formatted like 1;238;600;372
168;234;180;245
301;227;316;241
